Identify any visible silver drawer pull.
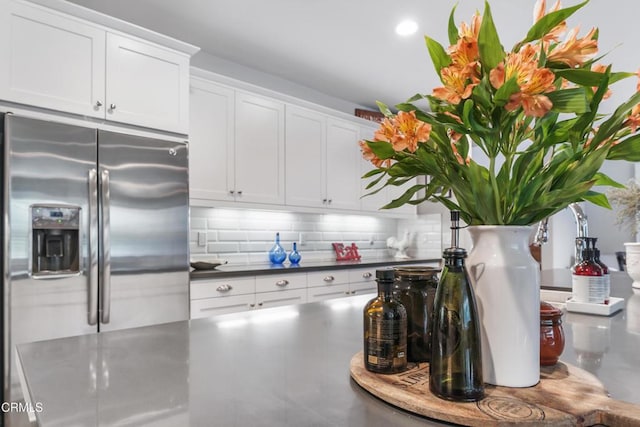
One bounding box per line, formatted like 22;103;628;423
362;272;373;279
323;275;335;282
216;284;233;292
276;280;289;287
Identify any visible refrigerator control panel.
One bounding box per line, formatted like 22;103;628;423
32;205;80;229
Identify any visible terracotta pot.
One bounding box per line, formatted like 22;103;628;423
540;301;565;366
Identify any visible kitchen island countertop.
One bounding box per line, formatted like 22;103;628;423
14;271;640;426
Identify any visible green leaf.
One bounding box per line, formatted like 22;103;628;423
382;184;424;209
547;88;589;114
592;172;624;188
591;91;640;147
554;69;635;87
375;101;393;117
477;1;504;70
448;4;459;45
516;0;588;48
424;36;452;79
607;134;640;161
581;191;611;209
367;141;395;159
493;76;519;106
361;168;384;179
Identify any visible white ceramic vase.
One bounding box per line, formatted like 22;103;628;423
624;242;640;289
466;225;540;387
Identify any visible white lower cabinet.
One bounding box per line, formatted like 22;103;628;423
190;265;429;319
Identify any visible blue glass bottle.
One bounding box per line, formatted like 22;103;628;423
288;242;302;265
269;232;287;264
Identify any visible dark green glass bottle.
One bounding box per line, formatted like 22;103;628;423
363;268;407;374
394;266;440;363
429;211;484;401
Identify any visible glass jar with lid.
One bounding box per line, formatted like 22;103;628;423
393;266;440;363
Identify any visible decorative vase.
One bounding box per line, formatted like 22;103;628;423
624;242;640;289
288;242;301;264
268;232;287;264
466;225;540;387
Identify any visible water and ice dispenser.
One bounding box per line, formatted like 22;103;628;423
31;205;80;276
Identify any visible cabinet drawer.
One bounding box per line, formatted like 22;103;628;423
255;288;307;309
255;273;307;293
307;270;349;287
190;294;254;319
190;277;255;300
307;283;351;302
348;267;377;284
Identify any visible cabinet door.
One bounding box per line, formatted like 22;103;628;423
234;92;285;204
105;33;189;133
189;79;235;202
285;105;326;208
326;118;361;210
0;0;105;118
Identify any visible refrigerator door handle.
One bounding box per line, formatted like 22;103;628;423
100;169;112;324
88;169;99;325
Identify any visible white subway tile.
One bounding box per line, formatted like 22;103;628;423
190;217;207;230
240;242;271;252
218;230;249;241
207;242;240;253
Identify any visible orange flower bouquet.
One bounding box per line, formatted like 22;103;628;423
360;0;640;225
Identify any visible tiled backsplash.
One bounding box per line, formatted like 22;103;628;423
190;207;442;264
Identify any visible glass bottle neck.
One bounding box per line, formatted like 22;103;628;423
377;281;395;298
444;255;465;268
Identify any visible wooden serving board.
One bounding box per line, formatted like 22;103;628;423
350;351;640;426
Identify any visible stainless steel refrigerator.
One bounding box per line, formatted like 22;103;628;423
1;114;190;403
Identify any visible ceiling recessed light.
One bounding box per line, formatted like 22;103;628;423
395;19;418;37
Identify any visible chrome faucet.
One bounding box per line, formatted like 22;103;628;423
532;202;588;264
569;202;588;263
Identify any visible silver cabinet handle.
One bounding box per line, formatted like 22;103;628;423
258;302;263;307
322;199;327;203
216;284;233;292
88;169;98;325
100;169;111;324
275;279;289;287
237;190;243;196
95;101;103;108
328;199;332;204
362;272;372;279
109;103;116;111
229;190;235;195
323;275;335;282
249;303;255;308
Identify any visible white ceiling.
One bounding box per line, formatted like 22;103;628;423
65;0;640;112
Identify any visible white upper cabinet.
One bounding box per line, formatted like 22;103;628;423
234;92;286;205
105;33;189;133
285;105;327;208
285;107;362;211
0;0;106;118
189;78;235;202
0;0;196;134
325;118;361;210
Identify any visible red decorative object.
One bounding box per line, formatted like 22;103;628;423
332;243;361;261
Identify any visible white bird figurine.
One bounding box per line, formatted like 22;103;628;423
387;230;412;259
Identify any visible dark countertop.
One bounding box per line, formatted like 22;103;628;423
190;257;441;280
14;271;640;426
